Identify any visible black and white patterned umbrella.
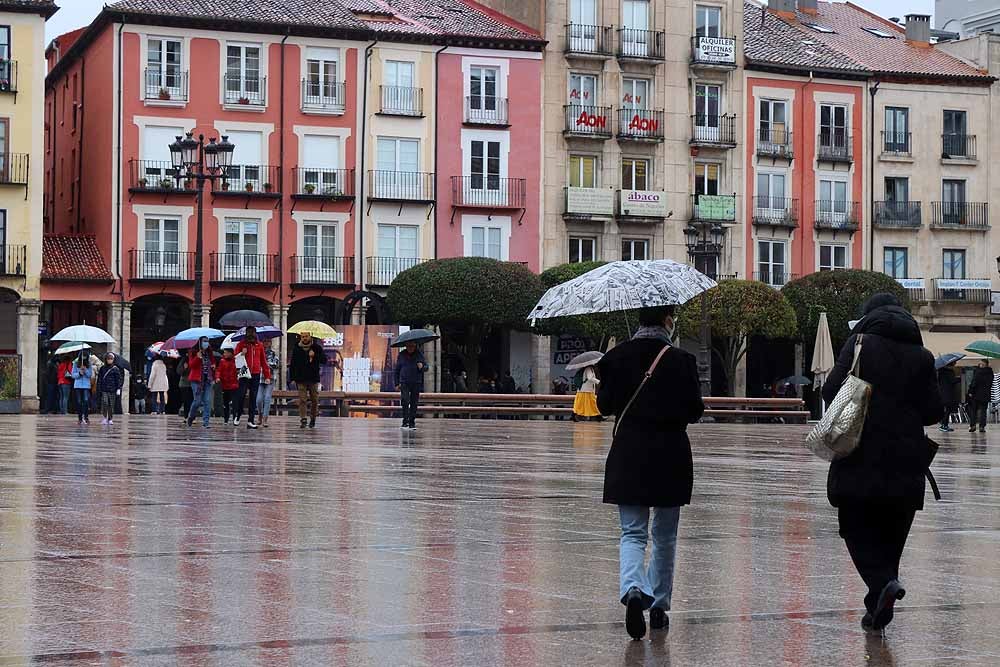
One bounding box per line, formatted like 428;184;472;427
529;260;717;321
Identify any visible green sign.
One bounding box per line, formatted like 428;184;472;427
698;195;735;220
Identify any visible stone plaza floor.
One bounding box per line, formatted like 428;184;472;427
0;415;998;665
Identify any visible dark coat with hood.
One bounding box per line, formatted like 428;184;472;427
936;366;961;411
822;303;943;511
968;365;994;404
597;339;704;507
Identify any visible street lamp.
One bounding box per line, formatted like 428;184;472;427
168;132;235;327
685;221;725;396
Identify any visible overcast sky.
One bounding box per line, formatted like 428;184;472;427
43;0;936;43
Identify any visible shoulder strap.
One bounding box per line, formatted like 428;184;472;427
849;334;864;376
614;345;671;438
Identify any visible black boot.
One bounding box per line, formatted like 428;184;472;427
623;587;646;640
873;580;905;630
649;607;668;631
309;417;316;429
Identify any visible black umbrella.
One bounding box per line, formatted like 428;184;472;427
219;310;273;328
103;352;132;372
390;329;440;348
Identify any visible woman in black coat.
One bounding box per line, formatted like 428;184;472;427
966;360;994;433
822;293;943;633
596;305;704;640
936;363;961;432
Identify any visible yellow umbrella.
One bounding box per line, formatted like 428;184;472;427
287;320;337;338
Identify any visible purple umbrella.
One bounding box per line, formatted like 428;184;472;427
231;325;283;342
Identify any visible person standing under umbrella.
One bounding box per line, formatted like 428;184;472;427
395;341;426;430
967;360;994;433
186;336;216;428
937;361;961;432
234;327;271;429
573;365;601;421
70;352;94;424
57;355;73;414
148;355;169;415
290;331;327;429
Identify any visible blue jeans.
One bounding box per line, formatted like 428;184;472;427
188;381;214;426
59;385;70;414
256;380;274;420
618;505;681;611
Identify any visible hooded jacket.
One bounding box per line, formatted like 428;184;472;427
234;339;272;380
217;355;239;390
98;363;124;393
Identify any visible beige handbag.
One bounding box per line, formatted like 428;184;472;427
805;335;872;461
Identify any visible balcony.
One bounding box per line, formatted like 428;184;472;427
366;256;427;287
874;201;921;229
617;108;664;142
881;131;911;158
292;168;354;200
930;202;988;229
942;133;976;160
128;160;196;194
618;189;667;221
0;245;24;276
756;128;793;160
451;176;526;208
564;105;613;139
464;96;509;127
814;201;860;232
691;114;737;147
754;270;798;288
690;36;737;68
129;249;194;282
0;154;29;186
291;255;355;287
894;278;927;302
817;131;853;163
752;196;798;228
301;79;345;114
209;253;279;284
691;194;736;223
379;85;423;117
616;28;665;62
932;278;992;304
223;74;266;108
213;165;282;197
564;24;613;59
144;68;188;104
367;171;434;202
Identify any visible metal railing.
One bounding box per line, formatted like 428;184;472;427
214;165;281;195
874;201;921;228
210;253;279;284
900;283;927;302
129;249;194;281
753;270;798;288
223;74;266;106
881;131;911;156
144;68;188;102
0;245;25;277
291;255;355;286
565;23;613;56
367;170;435;201
690;36;737;65
814;201;860;230
616;28;665;60
380;85;423;116
366;256;427;286
128;160;192;191
752;196;798;227
301;79;345;113
564;104;613;138
292;167;353;197
465;96;509;125
933;279;992;304
756;127;793;159
942;133;976;159
690;194;736;222
818;130;853;162
617;108;665;140
931;201;988;228
451;176;526;208
691;114;737;145
0;154;28;185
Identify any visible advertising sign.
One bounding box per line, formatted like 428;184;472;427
895;278;925;290
694;195;736;221
566;187;615;216
619;190;667;217
936;279;991;290
308;324;403;392
572;109;609;131
695;37;736;64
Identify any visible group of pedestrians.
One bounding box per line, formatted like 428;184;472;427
936;358;994;433
53;350;127;425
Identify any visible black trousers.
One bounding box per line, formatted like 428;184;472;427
400;383;420;425
221;389;236;422
970;401;989;428
838;505;916;612
235;375;262;423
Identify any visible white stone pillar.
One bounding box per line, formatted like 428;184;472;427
269;304;288;389
108;301;134;411
426;326;442;392
16;299;40;413
734;353;748;398
530;335;551;395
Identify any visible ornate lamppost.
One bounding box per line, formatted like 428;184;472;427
684;222;725;396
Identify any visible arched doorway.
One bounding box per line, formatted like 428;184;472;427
130;294;191;377
288;296;341;329
210;295;273;329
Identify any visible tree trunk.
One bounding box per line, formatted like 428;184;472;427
455;323;485;389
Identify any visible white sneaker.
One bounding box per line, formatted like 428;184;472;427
247;421;258;429
234;417;241;426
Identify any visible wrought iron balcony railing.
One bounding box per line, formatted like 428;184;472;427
292;167;354;198
223;74;266;106
144;68;188;102
942;133;976;159
752;196;798;227
881;131;911;156
814;201;860;230
380;85;423;116
564;104;613;138
451;176;526;208
617;108;665;141
465;96;509;126
129;249;194;281
874;201;921;228
616;28;665;60
931;201;988;229
756;127;793;159
691;114;737;146
367;171;435;202
301;79;345;113
214;165;282;195
209;253;279;284
366;256;427;287
565;23;613;57
818;130;853;162
291;255;355;286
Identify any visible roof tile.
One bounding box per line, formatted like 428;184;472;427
42;235;115;282
744;2;868;75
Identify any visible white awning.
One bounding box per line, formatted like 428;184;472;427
922;331;986;363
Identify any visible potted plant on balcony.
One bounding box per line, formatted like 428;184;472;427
245;182;255;192
263;182;273;193
220;181;230;191
238;96;251;105
137;177;148;188
184;178;195;190
158;87;171;101
159;178;174;190
303;183;316;195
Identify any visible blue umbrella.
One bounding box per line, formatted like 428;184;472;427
935;352;965;369
231;325;283;342
175;327;226;341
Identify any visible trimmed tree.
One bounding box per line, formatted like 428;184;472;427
533;261;631;346
676;279;798;396
782;270;910;354
386;257;544;383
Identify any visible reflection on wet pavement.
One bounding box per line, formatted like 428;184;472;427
0;416;997;665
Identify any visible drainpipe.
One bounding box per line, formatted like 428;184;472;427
75;58;85;232
433;45;447;261
278;32;288;315
48;74;57;233
115;20;125;350
358;40;376;297
869;81;879;272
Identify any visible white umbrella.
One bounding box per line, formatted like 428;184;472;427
51;324;115;344
220;332;237;350
811;312;835;415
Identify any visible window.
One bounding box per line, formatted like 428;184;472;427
622;238;648;261
568;0;598;52
147;38;182;97
305;47;341;110
820;104;848;149
695;163;720;196
470;226;503;259
803;22;836;33
759;99;787;145
943;249;966;279
141;125;185;182
0;25;9;60
385;60;414;89
223;220;260;279
884;107;909;153
569;236;596;263
818;178;848;222
819;244;848;271
621;0;650;57
301;223;339;280
942;179;966;224
883;247;908;279
469;66;498;112
377;224;419;281
222;129;263;189
621;158;648;190
569;73;597;105
621;78;649;109
569;155;597;188
863;27;894;38
885;177;908;203
695;254;719;279
696;5;722;37
470;140;502;199
694;84;721;141
225;44;262;104
300;134;341;195
943;110;968;156
143;217;181;279
758;240;787;286
375;137;421;197
756;172;787;210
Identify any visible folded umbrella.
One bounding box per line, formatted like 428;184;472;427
219;310;273;328
935;352;966;369
565;351;604;371
231;325;283;342
288;320;337;338
51;324;115;344
390;328;440;348
55;341;91;356
965;340;1000;360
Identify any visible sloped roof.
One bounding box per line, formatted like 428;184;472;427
41;236;115;282
0;0;58;19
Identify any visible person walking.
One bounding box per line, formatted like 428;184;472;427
967;360;994;433
255;347;280;428
132;375;148;414
186;336;216;428
937;361;961;432
97;353;124;425
595;305;703;640
57;355;73;414
70;352;94;424
44;355;59;414
290;331;327;429
148;356;169;415
217;348;239;424
573;366;601;422
395;341;426;430
177;356;192;419
822;293;943;633
234;327;271;429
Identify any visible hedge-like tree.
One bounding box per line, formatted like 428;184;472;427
386;257;544;382
782;270;910;354
676;279;798;396
531;261;631;346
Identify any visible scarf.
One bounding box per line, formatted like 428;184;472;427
632;325;673;344
298;338;314;350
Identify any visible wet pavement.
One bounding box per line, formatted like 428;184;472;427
0;415;998;665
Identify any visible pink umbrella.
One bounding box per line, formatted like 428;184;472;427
160;335;198;351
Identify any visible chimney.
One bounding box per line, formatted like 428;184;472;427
799;0;818;15
769;0;796;17
905;14;931;45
